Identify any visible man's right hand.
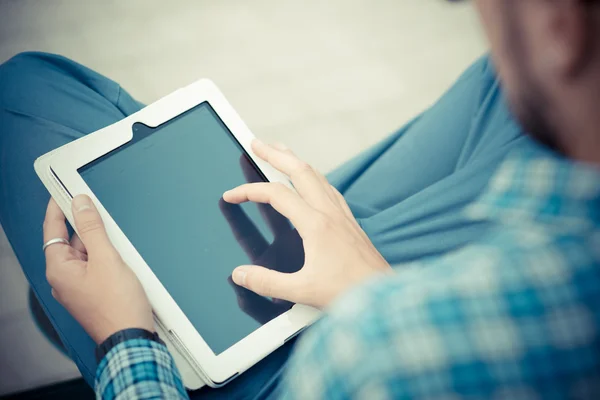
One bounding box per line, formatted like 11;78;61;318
224;140;392;309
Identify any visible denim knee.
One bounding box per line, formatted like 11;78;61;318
0;52;72;109
0;51;66;84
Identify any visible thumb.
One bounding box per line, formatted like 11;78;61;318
71;195;116;257
232;265;301;303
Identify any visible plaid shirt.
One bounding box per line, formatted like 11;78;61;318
96;143;600;399
95;339;187;399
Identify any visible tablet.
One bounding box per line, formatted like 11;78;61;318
34;80;320;388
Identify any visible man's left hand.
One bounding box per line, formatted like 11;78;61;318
43;195;154;344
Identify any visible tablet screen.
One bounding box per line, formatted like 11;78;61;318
78;102;303;355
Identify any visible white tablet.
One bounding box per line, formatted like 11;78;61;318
34;79;320;389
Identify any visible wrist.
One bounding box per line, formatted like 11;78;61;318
89;311;155;344
95;328;163;363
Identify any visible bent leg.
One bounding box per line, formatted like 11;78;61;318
0;52;142;384
328;55;531;264
0;52;304;399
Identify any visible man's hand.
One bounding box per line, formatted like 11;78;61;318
224;140;392;309
43;195;154;344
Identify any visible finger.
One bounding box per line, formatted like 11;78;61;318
223;182;315;234
71;195;117;258
278;143;337;208
251;139;333;210
70;233;87;254
227;276;290;324
218;198;268;261
43;199;72;262
314;169;340;206
239;154;290;235
232;265;303;303
265;144;306;234
271;142;290;152
43;198;69;243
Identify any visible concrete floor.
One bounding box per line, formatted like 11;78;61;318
0;0;487;395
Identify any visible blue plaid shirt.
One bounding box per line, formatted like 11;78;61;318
96;143;600;399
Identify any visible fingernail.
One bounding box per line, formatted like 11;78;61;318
222;190;234;202
72;195;92;213
253;139;266;147
233;268;247;286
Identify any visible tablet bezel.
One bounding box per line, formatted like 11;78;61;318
47;79;320;386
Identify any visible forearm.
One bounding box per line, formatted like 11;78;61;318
95;338;189;400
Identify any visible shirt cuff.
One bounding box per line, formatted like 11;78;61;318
95;338;188;400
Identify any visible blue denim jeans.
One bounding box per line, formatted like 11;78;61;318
0;52;528;399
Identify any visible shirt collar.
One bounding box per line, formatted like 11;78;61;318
466;141;600;231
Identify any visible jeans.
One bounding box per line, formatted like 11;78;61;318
0;52;528;399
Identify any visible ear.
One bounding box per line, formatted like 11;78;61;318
543;0;591;78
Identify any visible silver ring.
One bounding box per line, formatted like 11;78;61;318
43;237;70;252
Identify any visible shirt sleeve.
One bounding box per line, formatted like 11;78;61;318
95;338;189;400
278;242;600;399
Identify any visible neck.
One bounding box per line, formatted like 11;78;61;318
551;86;600;166
562;132;600;165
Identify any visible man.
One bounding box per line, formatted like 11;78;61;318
1;0;599;398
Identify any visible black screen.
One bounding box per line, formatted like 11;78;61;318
79;102;303;354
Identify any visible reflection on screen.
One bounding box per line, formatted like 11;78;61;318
79;102;303;355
